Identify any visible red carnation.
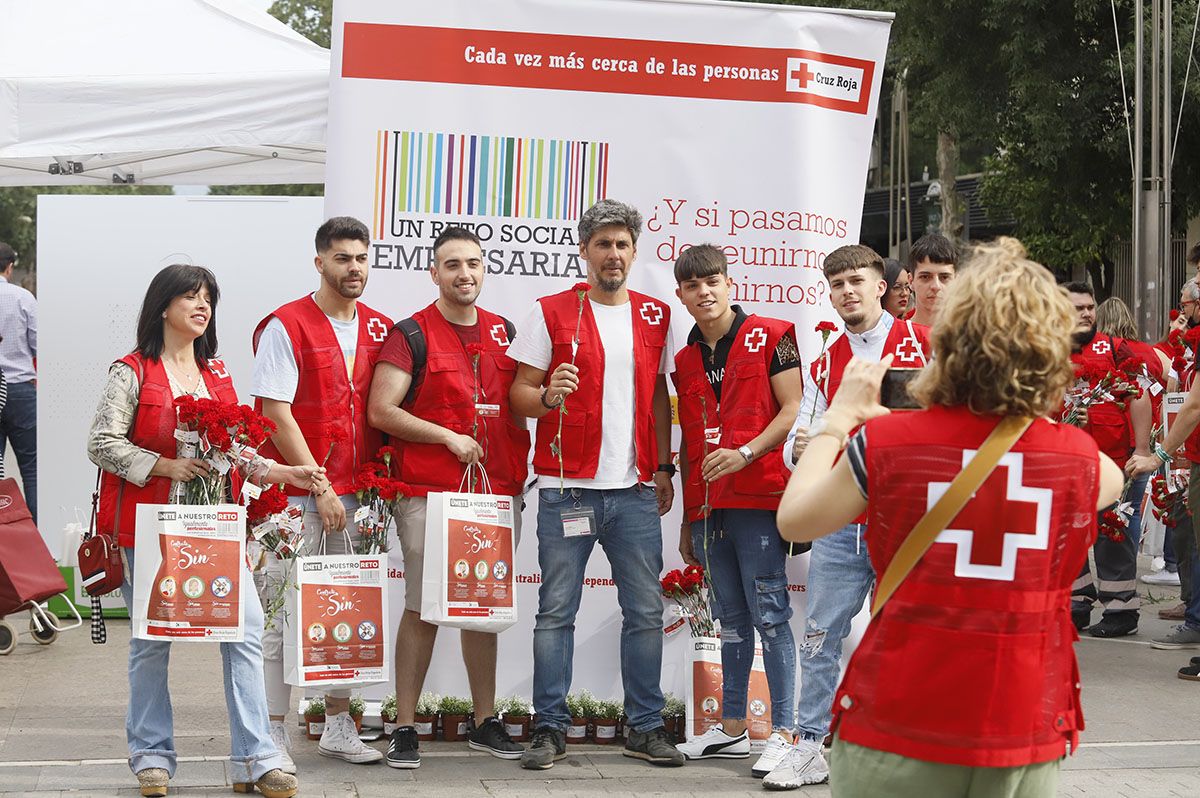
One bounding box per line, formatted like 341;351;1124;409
572;281;592;294
1186;326;1200;351
815;321;838;334
466;342;486;357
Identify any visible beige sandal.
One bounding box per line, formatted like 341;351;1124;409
232;768;298;798
136;767;169;797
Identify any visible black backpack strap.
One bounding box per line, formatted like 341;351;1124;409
394;317;426;405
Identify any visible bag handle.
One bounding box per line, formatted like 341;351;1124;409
870;415;1033;617
86;468;102;541
458;462;493;495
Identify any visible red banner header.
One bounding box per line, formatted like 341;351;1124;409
341;23;875;114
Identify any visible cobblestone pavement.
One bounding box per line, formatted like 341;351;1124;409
1;581;1197;796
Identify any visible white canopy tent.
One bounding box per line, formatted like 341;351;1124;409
0;0;328;186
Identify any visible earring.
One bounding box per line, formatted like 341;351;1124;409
162;312;167;318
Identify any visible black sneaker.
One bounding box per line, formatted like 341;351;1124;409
1071;605;1091;632
1087;612;1138;638
386;726;420;769
468;716;523;759
520;726;567;770
624;727;685;766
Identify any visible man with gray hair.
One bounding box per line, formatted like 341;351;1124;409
509;199;682;769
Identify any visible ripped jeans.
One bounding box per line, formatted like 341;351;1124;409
796;522;873;741
691;509;796;730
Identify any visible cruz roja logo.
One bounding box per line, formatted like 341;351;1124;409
784;57;863;102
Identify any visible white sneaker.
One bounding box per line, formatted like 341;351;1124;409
674;724;751;760
317;713;384;764
762;739;829;790
269;720;297;774
1141;568;1181;586
751;731;794;777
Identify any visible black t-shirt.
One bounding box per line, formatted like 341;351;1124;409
686;305;801;403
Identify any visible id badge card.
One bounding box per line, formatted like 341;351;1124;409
561;507;596;538
704;427;722;445
475;403;501;418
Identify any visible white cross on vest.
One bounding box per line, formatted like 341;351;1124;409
208;359;229;379
490;323;510;347
639;302;663;326
895;336;924;365
367;317;388;342
927;451;1051;582
744;328;768;353
1090;339;1111;356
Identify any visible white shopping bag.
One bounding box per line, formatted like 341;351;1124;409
685;635;772;742
420;466;517;632
283;544;389;687
132;504;246;642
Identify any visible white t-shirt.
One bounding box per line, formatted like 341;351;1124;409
508;297;674;490
252;296;360;402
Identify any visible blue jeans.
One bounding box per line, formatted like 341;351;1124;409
0;380;36;521
796;523;873;741
532;485;666;733
691;509;796;730
122;547;282;781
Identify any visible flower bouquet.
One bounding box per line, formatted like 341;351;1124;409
172;395;277;504
661;564;715;638
353;446;411;555
1061;357;1145;428
245;484;305;624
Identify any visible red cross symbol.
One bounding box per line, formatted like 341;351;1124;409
639;302;663;326
929;452;1050;581
208;359;229;379
1090;339;1111;356
744;328;768;353
367;317;388;342
787;58;815;91
895;336;924;365
490;323;510;346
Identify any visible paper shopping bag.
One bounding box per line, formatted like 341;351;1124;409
283;553;389;687
420;491;517;632
132;504;245;642
685;635;773;742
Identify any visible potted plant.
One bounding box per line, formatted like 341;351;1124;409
414;691;440;741
591;698;622;744
499;695;532;742
349;696;366;733
662;693;687;742
439;695;473;742
302;696;326;741
380;693;399;736
565;690;596;743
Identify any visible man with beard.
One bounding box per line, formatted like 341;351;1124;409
765;245;931;790
251;217;392;768
508;199;681;769
1066;282;1152;638
367;226;529;768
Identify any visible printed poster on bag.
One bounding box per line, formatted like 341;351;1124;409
443;495;515;621
1162;392;1192;476
132;504;246;642
285;554;389;687
685;636;772;742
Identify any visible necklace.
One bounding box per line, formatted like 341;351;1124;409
163;360;203;396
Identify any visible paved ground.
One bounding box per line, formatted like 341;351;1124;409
1;578;1198;796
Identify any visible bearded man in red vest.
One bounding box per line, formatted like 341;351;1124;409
669;244;803;774
765;244;931;790
250;217;393;768
1065;282;1152;639
366;226;530;768
508;199;682;770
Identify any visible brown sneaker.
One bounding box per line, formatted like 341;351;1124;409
1159;602;1187;621
136;767;169;797
232;768;298;798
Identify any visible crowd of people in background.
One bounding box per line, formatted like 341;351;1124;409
59;196;1200;798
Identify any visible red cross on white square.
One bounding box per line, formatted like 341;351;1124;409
490;323;510;347
367;317;388;342
744;328;768;353
786;58;815;92
208;359;229;379
928;451;1051;581
639;302;663;326
1090;339;1111;356
894;336;924;365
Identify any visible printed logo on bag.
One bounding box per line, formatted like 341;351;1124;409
929;451;1051;582
157;511;177;521
0;495;10;510
303;562;324;572
217;511;238;522
450;498;470;508
361;559;379;570
316;587;361;618
496;499;511;510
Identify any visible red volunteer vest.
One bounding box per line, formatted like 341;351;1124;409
1069;332;1134;466
252;296;393;495
397;303;530;497
811;317;932;404
672;315;795;522
531;289;669;482
832;406;1099;768
1179;356;1200;465
97;353;239;548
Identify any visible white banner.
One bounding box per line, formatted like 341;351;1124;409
326;0;887;702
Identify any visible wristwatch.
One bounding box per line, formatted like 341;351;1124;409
656;462;677;477
737;445;755;463
807;417;850;449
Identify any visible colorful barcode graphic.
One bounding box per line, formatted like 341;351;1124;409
373;131;610;236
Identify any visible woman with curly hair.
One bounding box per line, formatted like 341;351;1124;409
776;239;1124;797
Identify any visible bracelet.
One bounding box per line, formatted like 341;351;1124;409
540;388;562;410
1154;444;1173;464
